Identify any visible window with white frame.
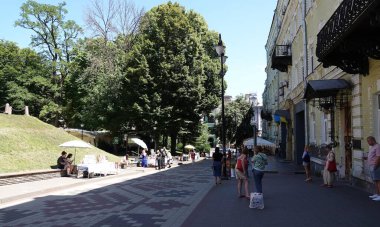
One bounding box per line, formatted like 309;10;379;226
310;112;316;143
321;113;329;144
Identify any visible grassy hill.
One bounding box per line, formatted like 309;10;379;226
0;114;119;173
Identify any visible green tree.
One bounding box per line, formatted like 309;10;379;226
63;0;145;131
235;105;255;147
0;40;55;119
65;38;125;131
124;2;223;153
195;124;211;153
216;95;251;146
15;0;82;122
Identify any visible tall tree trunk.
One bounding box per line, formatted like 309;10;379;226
182;137;187;153
170;133;177;155
163;135;168;149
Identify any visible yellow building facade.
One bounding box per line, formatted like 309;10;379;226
264;0;380;190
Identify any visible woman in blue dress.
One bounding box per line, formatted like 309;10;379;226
141;149;148;167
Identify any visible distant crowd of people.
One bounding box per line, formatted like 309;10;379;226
119;147;174;169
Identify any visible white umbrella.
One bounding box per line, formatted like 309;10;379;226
131;138;148;149
184;144;195;149
59;140;92;164
59;140;93;148
243;137;276;147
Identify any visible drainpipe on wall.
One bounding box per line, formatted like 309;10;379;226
302;0;309;145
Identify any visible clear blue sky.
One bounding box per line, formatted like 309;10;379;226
0;0;277;102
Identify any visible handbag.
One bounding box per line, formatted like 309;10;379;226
327;160;337;172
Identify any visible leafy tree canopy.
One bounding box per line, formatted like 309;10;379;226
215;95;251;146
124;2;223;152
0;40;57;120
15;0;83;124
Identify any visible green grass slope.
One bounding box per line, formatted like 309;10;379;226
0;114;119;173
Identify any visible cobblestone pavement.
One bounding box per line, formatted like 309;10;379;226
2;157;379;227
0;160;214;227
183;158;380;227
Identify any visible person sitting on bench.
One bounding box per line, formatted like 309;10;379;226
120;154;129;169
57;151;71;176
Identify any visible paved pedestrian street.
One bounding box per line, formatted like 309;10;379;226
0;161;214;227
184;160;380;227
0;158;380;227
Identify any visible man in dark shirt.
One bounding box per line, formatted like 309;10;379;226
57;151;70;176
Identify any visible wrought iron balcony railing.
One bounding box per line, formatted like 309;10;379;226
271;45;292;72
316;0;380;75
317;0;378;59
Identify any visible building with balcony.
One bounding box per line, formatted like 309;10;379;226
263;0;380;190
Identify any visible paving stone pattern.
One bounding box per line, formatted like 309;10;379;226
0;161;214;227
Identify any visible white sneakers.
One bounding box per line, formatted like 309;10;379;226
369;194;380;201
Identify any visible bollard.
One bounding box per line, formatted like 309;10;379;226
25;106;29;116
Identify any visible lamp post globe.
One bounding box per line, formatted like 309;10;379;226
214;33;228;179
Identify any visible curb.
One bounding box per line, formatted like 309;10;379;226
0;169;151;205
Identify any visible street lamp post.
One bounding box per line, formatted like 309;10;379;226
250;107;257;149
215;33;228;179
153;122;157;152
254;103;259;147
80;123;84;140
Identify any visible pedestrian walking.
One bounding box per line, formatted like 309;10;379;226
164;147;172;168
236;148;249;199
321;145;337;188
190;149;196;163
365;136;380;201
212;147;223;184
302;145;312;182
160;149;166;169
155;150;161;170
141;149;148;168
230;151;237;178
251;146;268;194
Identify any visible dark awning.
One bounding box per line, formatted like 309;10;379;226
274;109;290;120
303;79;351;101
